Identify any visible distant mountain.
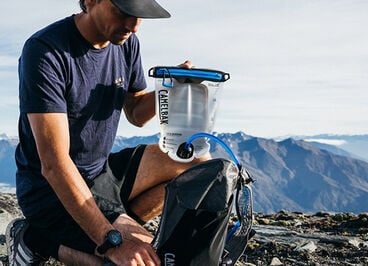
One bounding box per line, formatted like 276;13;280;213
112;135;159;152
1;132;367;214
290;134;368;162
0;139;18;192
307;141;354;158
211;134;368;213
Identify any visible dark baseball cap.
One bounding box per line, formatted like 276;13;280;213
110;0;171;18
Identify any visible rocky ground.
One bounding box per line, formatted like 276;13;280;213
238;211;368;265
1;192;367;266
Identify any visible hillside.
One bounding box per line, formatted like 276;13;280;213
213;133;368;213
295;134;368;162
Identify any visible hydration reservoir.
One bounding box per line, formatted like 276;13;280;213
149;66;230;162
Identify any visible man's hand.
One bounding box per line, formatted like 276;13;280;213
177;60;193;69
123;59;194;128
102;214;160;266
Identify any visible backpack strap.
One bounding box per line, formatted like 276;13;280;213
221;167;256;265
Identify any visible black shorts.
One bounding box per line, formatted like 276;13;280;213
24;145;147;260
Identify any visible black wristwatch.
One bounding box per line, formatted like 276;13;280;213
97;229;123;254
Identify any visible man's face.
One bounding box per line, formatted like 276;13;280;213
90;0;142;45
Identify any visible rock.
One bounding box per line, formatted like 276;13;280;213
0;194;21;217
294;241;317;253
257;218;270;225
270;220;291;226
333;213;345;222
347;238;362;248
269;257;282;265
314;211;331;217
0;211;16;236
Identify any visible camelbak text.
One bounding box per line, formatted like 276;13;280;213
158;89;169;124
164;253;175;266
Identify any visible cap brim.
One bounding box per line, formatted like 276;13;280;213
111;0;171;19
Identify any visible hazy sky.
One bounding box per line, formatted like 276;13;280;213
0;0;367;138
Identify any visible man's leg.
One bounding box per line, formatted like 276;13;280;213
129;183;166;222
58;245;103;265
128;144;210;222
57;144;209;264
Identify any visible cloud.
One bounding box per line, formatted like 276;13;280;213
304;139;347;146
0;183;16;193
0;55;18;69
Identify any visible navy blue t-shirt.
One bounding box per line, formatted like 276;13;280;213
15;15;147;217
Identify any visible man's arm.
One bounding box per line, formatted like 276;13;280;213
29;113;161;264
27;113;114;248
123;89;156;127
123;60;193;127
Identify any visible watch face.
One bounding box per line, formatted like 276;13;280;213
108;230;122;246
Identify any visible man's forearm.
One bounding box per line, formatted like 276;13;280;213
28;112;114;248
42;157;114;247
124;90;156;127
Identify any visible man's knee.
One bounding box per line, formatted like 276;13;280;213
130;144;207;199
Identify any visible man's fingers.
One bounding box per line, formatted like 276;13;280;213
177;60;193;69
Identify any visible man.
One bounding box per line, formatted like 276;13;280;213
6;0;208;265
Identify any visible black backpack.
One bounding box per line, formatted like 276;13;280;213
152;156;255;266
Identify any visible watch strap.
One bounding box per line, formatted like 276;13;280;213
96;229;122;254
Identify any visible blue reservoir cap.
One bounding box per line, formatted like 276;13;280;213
148;66;230;83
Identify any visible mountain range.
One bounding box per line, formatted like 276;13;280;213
1;132;367;214
292;134;368;162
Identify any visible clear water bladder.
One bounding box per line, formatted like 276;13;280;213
149;66;230;162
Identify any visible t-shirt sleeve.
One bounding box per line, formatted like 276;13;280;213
127;34;147;93
19;38;67;114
